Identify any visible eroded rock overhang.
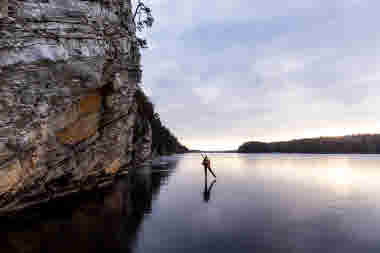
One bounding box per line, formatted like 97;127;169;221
0;0;152;214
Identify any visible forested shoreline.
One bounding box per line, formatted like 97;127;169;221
238;134;380;154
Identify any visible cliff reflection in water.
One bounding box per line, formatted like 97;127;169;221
0;162;177;253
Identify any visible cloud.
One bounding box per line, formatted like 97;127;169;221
192;86;221;105
138;0;380;150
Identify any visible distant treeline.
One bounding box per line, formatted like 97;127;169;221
238;134;380;154
135;88;188;155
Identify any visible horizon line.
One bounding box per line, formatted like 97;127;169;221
186;132;380;151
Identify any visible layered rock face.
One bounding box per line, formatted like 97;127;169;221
0;0;154;214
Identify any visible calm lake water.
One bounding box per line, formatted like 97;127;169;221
3;153;380;252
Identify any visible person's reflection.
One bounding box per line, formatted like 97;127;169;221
203;174;216;202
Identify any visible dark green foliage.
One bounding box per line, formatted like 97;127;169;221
134;89;188;155
135;88;154;120
150;115;188;155
238;134;380;154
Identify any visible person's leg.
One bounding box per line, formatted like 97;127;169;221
208;166;216;178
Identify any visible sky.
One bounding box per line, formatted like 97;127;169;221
136;0;380;151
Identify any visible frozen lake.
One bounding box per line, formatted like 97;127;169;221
3;153;380;252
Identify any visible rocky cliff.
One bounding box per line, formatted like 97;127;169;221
0;0;184;215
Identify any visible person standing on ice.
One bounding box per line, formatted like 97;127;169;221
202;155;216;178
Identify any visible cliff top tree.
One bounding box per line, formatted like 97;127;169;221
133;0;154;48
